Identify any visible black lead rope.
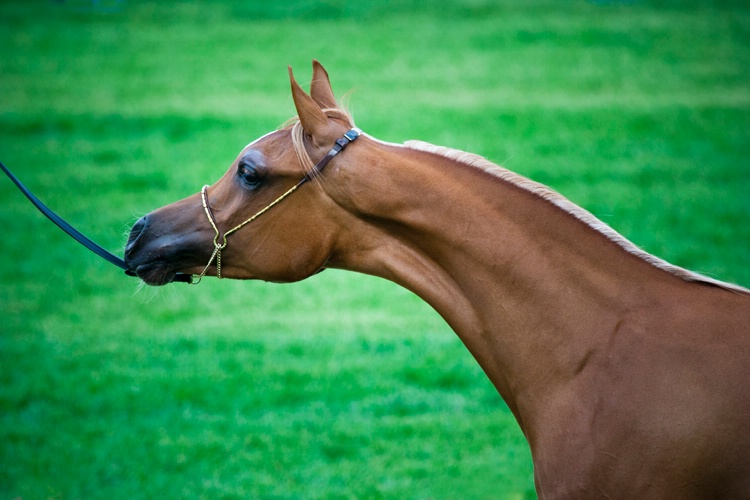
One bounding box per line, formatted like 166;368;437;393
0;160;192;283
0;129;360;285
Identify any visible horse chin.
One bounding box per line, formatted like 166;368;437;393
133;261;180;287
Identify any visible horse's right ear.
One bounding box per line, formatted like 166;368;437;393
310;60;338;109
289;65;328;138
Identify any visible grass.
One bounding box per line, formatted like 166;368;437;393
1;1;749;498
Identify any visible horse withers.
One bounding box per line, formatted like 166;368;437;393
124;61;750;499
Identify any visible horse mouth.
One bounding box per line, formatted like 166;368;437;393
125;215;205;286
130;260;183;286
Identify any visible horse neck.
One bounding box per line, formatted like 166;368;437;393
329;140;681;427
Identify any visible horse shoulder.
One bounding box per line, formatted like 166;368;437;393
531;282;750;498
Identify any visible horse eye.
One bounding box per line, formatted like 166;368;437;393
238;163;260;188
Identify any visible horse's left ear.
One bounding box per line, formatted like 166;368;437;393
310;60;338;109
289;65;328;139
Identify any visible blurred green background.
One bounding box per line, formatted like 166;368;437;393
1;1;749;498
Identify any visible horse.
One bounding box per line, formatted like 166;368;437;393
124;61;750;499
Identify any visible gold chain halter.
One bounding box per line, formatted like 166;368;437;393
190;127;361;284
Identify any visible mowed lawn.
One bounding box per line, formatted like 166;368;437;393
1;1;749;498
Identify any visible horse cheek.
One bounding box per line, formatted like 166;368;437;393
239;224;331;283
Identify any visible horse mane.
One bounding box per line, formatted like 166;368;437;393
403;139;750;295
283;108;747;295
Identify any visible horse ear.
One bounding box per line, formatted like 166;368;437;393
289;65;328;138
310;59;338;109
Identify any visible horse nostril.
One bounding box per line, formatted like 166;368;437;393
126;215;148;251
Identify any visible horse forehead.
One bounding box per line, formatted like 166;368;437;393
242;129;278;150
235;130;296;169
242;130;284;152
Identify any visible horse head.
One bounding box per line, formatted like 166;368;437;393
124;61;367;286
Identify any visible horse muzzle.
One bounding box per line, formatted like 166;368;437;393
124;214;203;285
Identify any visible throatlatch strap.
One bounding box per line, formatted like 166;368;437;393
301;128;361;183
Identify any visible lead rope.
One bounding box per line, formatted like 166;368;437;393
191;127;361;285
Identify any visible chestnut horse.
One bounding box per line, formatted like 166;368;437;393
124;61;750;499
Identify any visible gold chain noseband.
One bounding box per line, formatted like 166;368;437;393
191;127;361;284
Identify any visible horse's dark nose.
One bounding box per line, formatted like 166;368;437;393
125;215;148;254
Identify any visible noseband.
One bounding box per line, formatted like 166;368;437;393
192;128;361;284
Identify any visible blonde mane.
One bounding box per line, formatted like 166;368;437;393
284;109;747;295
402;139;750;295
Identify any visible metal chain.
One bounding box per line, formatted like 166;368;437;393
193;182;301;284
191;127;360;284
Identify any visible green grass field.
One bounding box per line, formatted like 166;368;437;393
2;1;749;498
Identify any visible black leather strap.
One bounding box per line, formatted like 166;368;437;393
1;159;193;283
301;128;360;183
1;159;133;271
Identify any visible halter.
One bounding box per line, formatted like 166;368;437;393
191;127;361;284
